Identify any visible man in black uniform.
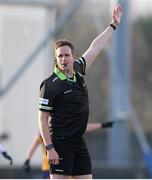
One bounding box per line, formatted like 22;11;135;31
39;4;122;179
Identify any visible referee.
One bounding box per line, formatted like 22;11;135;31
38;4;122;179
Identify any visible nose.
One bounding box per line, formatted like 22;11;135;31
61;56;65;60
61;55;66;62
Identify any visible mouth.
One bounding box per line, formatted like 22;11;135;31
62;63;68;68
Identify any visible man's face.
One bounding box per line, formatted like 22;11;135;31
55;46;74;72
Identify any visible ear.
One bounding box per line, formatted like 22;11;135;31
54;56;57;65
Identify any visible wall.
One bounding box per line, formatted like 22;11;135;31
0;3;55;166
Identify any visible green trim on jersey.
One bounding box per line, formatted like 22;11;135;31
54;66;76;82
39;105;53;111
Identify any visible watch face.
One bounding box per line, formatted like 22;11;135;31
46;144;54;150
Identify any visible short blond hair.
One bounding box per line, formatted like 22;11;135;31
54;39;75;55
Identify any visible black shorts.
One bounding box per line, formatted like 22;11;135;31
50;136;92;176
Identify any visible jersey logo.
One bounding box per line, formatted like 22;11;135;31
39;98;49;105
83;83;86;87
52;77;58;82
64;89;72;94
55;169;64;172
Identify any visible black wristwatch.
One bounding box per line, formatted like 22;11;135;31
110;23;116;30
45;144;54;150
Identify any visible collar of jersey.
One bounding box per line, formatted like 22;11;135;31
54;66;76;82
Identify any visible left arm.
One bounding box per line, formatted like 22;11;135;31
86;121;114;133
83;4;122;70
23;135;41;172
0;144;13;165
86;123;101;133
25;135;41;160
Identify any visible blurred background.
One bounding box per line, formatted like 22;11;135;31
0;0;152;178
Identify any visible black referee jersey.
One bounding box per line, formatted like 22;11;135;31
39;57;89;138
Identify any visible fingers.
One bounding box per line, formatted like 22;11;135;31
49;160;55;165
49;159;58;165
116;4;123;15
49;157;63;165
112;4;123;25
116;4;122;12
113;4;122;15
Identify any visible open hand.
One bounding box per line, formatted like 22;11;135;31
47;148;60;165
112;4;123;25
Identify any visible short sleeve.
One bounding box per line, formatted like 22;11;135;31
74;57;86;76
39;80;54;113
0;144;5;153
